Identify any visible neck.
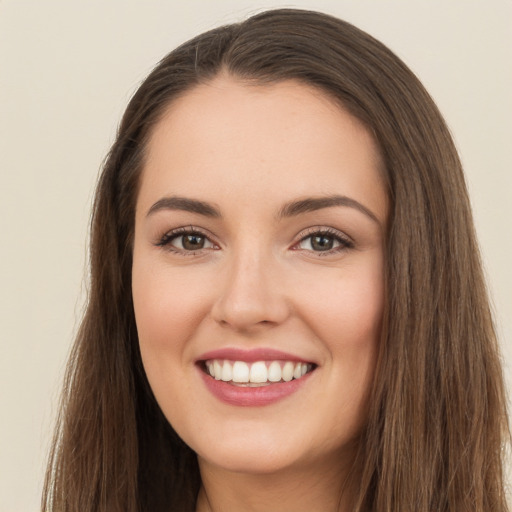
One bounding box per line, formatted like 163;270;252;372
195;451;358;512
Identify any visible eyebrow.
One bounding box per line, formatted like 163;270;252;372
277;195;380;224
147;196;221;218
146;194;380;224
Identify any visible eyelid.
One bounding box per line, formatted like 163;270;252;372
155;226;220;254
154;225;353;256
291;226;354;253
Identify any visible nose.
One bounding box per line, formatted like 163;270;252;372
210;250;290;332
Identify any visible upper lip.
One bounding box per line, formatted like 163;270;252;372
196;347;314;364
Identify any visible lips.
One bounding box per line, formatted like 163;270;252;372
196;348;316;406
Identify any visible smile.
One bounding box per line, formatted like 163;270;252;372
196;348;317;406
197;350;317;406
204;359;314;386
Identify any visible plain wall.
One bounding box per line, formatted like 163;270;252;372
0;1;510;510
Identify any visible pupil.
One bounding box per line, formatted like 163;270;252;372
312;235;333;251
183;235;204;250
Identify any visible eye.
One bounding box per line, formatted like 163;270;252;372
294;228;353;254
173;233;213;250
156;228;217;253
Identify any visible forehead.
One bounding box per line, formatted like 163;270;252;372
138;76;388;223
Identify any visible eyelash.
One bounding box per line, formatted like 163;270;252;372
155;226;354;256
155;226;216;256
293;227;354;256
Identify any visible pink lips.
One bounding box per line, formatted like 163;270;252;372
196;348;314;407
198;347;308;363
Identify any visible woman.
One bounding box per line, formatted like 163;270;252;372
42;8;510;512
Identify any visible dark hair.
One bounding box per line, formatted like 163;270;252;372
43;8;510;512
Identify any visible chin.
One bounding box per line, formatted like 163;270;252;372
187;419;354;478
197;444;305;475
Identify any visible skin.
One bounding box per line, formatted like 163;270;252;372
132;75;388;512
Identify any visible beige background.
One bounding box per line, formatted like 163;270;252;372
0;1;510;510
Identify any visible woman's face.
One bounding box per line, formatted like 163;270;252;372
132;76;388;476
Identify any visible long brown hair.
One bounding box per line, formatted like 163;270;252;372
42;9;510;512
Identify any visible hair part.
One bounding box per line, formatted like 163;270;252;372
43;8;510;512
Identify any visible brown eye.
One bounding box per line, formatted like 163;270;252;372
299;234;340;252
180;234;206;250
157;230;216;252
310;235;335;251
295;230;353;254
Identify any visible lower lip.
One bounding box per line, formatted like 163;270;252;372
199;368;312;407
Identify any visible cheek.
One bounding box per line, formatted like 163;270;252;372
299;259;384;350
131;256;210;399
133;261;209;347
296;261;383;429
131;264;214;435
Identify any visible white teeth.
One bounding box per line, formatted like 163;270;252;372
205;359;313;385
221;361;232;382
249;361;268;383
213;360;222;380
282;361;294;382
268;361;282;382
232;361;250;383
